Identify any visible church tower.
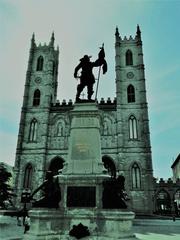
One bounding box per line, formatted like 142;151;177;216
115;26;154;214
14;33;59;203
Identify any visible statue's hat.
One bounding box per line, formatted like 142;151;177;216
80;55;92;61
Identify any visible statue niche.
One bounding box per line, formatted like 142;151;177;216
56;121;64;137
103;118;111;136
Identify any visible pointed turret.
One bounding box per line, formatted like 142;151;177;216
115;26;121;46
136;25;141;38
49;32;55;47
115;26;119;37
30;32;36;49
136;25;142;45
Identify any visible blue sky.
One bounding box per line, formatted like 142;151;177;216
0;0;179;179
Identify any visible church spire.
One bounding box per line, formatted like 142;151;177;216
136;25;141;39
49;32;55;47
30;32;36;49
115;26;119;37
115;26;121;42
136;25;142;45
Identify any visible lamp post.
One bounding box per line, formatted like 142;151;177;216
21;188;31;223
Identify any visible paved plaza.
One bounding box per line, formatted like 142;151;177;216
1;215;180;240
133;219;180;240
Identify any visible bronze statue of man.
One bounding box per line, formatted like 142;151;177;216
29;171;61;208
74;47;107;102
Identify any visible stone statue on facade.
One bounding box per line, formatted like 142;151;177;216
74;46;107;102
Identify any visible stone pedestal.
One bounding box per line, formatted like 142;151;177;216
24;209;137;240
63;102;105;174
58;103;109;210
24;102;137;239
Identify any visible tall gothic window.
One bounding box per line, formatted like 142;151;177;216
127;85;135;103
29;119;37;142
129;115;138;139
33;89;40;106
126;49;133;66
52;61;56;76
132;163;141;189
36;56;44;71
23;163;33;188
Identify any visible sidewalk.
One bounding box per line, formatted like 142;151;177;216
1;215;180;240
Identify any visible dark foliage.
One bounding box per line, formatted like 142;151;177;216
0;165;14;209
69;223;90;239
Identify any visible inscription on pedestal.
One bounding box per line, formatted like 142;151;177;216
67;186;96;207
75;118;96;128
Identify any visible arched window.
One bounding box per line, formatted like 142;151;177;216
23;163;33;188
174;189;180;213
132;163;141;189
52;61;56;76
36;56;44;71
127;85;135;103
129;115;138;139
50;95;53;104
174;189;180;201
33;89;40;106
126;50;133;66
102;156;116;178
29;119;37;142
49;157;64;176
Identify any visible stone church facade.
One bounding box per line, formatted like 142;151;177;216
13;26;154;214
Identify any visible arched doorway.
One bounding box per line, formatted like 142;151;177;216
174;189;180;216
48;157;64;176
155;190;171;214
102;156;116;178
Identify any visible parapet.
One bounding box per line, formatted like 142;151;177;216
154;177;180;186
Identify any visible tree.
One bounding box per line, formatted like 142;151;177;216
0;165;14;209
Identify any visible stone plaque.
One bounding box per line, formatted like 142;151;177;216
67;186;96;207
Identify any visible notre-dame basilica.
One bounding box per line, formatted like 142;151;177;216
13;26;154;214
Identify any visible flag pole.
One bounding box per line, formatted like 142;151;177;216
95;43;104;100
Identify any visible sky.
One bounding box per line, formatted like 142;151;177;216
0;0;179;179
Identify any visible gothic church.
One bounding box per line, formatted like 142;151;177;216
14;26;154;214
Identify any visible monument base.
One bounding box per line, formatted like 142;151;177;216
23;208;137;240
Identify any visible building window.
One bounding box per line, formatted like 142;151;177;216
52;61;56;76
127;85;135;103
29;119;37;142
132;163;141;189
129;115;138;139
23;164;33;188
36;56;44;71
33;89;40;106
126;50;133;66
174;189;180;213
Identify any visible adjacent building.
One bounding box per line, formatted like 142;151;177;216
171;154;180;182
